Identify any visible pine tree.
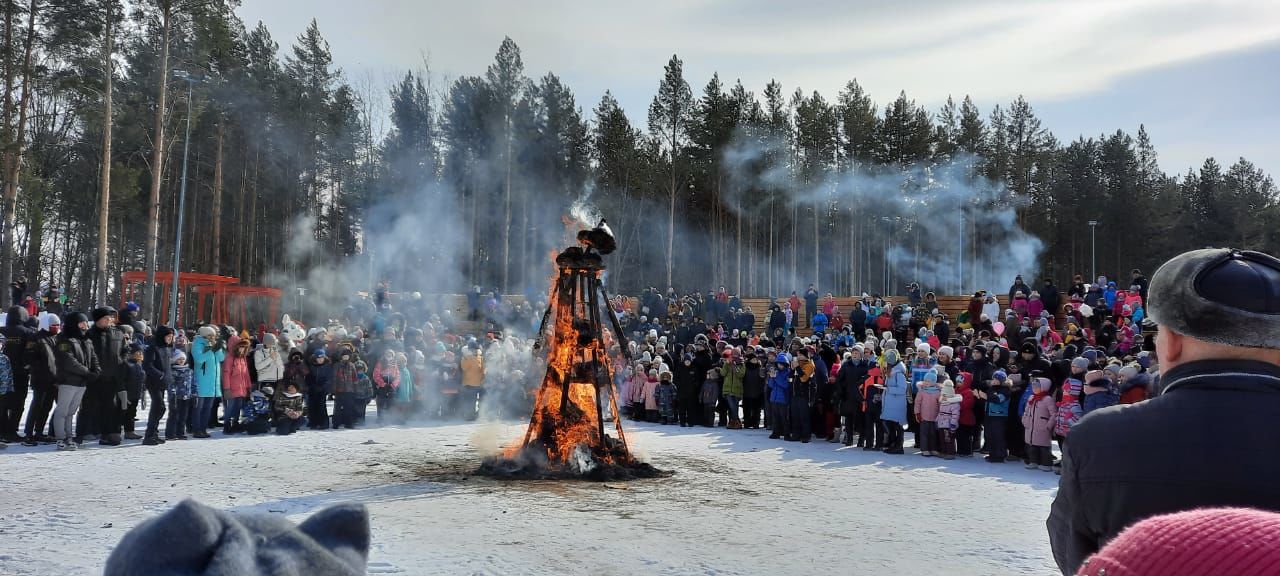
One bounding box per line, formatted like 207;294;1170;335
647;54;693;289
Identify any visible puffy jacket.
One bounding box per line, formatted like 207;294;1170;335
30;330;58;388
881;362;909;424
251;338;285;384
2;305;36;374
935;396;961;430
89;325;129;392
1049;360;1280;574
768;363;791;404
191;336;226;398
836;359;869;416
460;354;483;387
332;361;360;394
985;388;1010;417
143;326;174;392
914;383;941;422
54;332;99;387
221;336;253;399
306;360;335;396
1022;392;1055;447
1054;377;1085;437
742;359;765;400
720;361;745;397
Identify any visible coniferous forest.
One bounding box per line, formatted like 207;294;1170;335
1;1;1275;319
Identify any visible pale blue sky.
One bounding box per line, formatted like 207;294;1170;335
237;0;1280;177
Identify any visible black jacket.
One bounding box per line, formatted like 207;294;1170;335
835;359;868;416
89;325;129;392
54;332;99;387
3;305;36;374
30;330;58;388
144;326;174;391
1048;360;1280;575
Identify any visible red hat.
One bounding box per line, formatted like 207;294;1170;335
1077;507;1280;576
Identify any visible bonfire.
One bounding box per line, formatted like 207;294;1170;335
480;221;666;481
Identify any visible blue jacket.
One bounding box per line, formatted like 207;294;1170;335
170;364;195;400
768;365;791;404
812;312;828;334
191;336;225;398
986;388;1010;417
910;358;936;395
881;362;909;424
1104;286;1118;308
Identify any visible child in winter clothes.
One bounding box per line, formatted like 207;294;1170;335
331;350;361;429
700;368;722;427
980;370;1011;463
627;362;647;421
1082;369;1119;414
935;380;961;460
913;370;941;456
767;353;792;440
656;370;676;424
274;382;306;435
396;352;414;423
1021;377;1057;471
372;350;400;423
642;368;661;422
124;346;146;440
860;363;885;450
166;350;194;441
354;361;374;426
954;372;978;457
221;335;253;434
1054;357;1087;449
239;388;274;435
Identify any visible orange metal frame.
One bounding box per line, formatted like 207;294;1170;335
119;271;281;328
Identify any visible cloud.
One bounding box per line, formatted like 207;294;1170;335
240;0;1280;106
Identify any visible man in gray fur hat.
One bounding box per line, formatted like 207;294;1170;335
1048;248;1280;575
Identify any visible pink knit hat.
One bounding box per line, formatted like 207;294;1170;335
1077;507;1280;576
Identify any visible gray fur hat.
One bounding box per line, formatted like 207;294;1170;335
1147;248;1280;349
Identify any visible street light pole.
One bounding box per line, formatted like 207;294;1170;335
168;70;200;328
1088;220;1099;284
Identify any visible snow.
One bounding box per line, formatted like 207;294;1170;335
1;415;1061;575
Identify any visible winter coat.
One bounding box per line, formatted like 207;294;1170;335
143;326;174;392
0;352;11;394
275;391;305;419
742;359;765;400
240;391;273;423
811;312;828;334
89;325;129;392
251;342;285;384
1055;377;1085;437
656;381;676;412
881;362;909;424
910;358;936;396
305;360;335;396
836;359;869;416
985;388;1010;417
914;383;941;422
396;367;414;403
191;336;226;398
460;354;484;388
126;360;146;398
1048;360;1280;574
1083;382;1119;414
643;378;660;410
720;361;746;397
2;306;36;375
170;365;195;400
1022;393;1056;447
768;366;791;404
332;361;360;394
936;396;962;431
373;360;400;392
221;337;253;399
30;330;58;389
699;377;721;406
958;385;977;426
54;331;99;387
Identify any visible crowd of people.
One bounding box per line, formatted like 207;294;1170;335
611;271;1157;473
0;287;549;451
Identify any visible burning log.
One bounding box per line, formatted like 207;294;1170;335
480;227;667;481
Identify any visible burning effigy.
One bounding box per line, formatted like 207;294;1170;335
479;221;667;481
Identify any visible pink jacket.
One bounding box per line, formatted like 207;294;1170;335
642;379;660;411
914;385;941;422
1022;393;1056;447
221;336;253;398
935;396;961;430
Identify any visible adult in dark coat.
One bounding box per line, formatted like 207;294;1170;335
740;349;765;429
1008;275;1031;304
0;305;36;442
23;315;60;444
1040;278;1061;321
1048;248;1280;575
84;307;128;445
834;352;869;445
141;325;175;445
848;303;868;339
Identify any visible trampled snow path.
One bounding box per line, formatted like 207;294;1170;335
1;417;1061;575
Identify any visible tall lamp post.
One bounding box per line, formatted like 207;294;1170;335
1088;220;1099;284
168;70;203;328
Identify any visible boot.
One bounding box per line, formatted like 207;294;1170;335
99;434;122;446
124;431;143;440
142;436;162;446
22;437;38;447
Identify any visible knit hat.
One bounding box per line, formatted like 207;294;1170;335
92;306;117;321
916;343;931;356
1119;365;1140;381
923;370;938;384
1084;370;1105;385
940;381;956;399
1083;349;1100;363
1077;507;1280;576
938;345;954;358
992;369;1008;382
197;325;217;340
1071;357;1090;371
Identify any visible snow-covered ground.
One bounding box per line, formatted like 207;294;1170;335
1;416;1061;575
